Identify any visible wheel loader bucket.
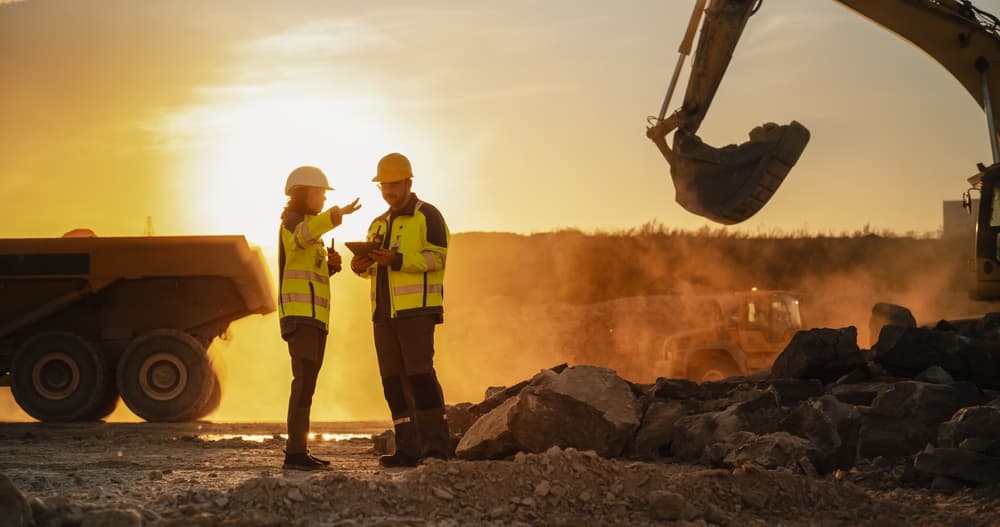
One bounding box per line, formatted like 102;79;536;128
666;121;810;225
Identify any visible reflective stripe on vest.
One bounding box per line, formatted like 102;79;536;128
422;251;438;271
283;269;330;285
280;292;330;309
392;283;443;296
294;221;317;246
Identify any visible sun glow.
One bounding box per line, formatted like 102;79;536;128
168;97;425;247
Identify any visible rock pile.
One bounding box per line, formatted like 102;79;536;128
446;306;1000;490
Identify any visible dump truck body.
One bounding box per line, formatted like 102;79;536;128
0;235;275;422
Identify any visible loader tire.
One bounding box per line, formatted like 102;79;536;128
117;329;213;422
11;332;110;422
689;350;741;383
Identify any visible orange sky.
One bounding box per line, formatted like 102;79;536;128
4;0;1000;244
5;0;1000;422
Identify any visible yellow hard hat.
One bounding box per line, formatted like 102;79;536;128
373;153;413;183
285;166;333;195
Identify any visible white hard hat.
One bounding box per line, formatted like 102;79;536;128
285;166;333;196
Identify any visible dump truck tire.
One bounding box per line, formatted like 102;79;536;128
117;329;213;422
82;376;119;421
192;370;222;420
11;332;110;422
689;350;741;382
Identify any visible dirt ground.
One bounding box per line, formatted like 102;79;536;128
1;422;999;526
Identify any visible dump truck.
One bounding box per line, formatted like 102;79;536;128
653;289;803;382
0;234;276;422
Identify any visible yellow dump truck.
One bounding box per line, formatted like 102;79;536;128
653;290;803;382
0;234;275;422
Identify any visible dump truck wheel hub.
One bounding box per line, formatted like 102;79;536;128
138;352;188;401
31;352;80;400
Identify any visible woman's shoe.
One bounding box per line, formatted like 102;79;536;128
308;453;331;466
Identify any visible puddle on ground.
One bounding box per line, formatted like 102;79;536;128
197;433;371;443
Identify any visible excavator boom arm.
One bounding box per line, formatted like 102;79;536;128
836;0;1000;155
651;0;1000;226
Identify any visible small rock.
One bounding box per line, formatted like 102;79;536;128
372;430;395;456
287;488;304;502
648;490;698;521
916;366;955;384
798;456;819;478
148;471;163;481
432;487;454;500
534;481;551;497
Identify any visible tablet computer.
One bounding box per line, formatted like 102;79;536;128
345;241;380;256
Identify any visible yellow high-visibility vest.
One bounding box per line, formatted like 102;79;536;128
279;211;338;328
357;195;448;319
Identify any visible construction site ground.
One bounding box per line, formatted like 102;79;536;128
1;421;998;526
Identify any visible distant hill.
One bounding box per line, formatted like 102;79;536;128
437;229;991;384
447;229;976;311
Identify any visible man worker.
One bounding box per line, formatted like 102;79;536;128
350;152;451;468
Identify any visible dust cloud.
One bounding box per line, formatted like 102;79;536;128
1;229;992;422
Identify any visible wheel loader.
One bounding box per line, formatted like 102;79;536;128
0;233;275;422
653;289;803;382
649;0;1000;301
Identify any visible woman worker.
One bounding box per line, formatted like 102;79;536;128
278;165;361;470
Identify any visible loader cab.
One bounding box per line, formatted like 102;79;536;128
738;290;803;343
971;163;1000;300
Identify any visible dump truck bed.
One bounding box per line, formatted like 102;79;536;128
0;235;276;422
0;235;275;357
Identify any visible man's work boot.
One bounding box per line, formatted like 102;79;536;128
283;452;327;471
378;452;418;468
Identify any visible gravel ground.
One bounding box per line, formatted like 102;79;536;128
1;421;998;526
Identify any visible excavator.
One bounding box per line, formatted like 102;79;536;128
648;0;1000;301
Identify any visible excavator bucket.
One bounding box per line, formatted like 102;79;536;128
666;121;810;225
648;0;810;224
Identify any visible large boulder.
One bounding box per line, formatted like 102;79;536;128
723;432;821;473
0;475;32;527
456;366;640;459
914;448;1000;485
858;381;985;458
771;327;866;384
670;405;750;463
830;382;890;407
780;395;861;473
466;363;569;418
670;390;786;464
938;406;1000;451
445;402;477;436
873;326;1000;389
626;398;699;460
868;303;916;347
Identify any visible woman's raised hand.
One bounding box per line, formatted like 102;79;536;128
339;198;362;215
